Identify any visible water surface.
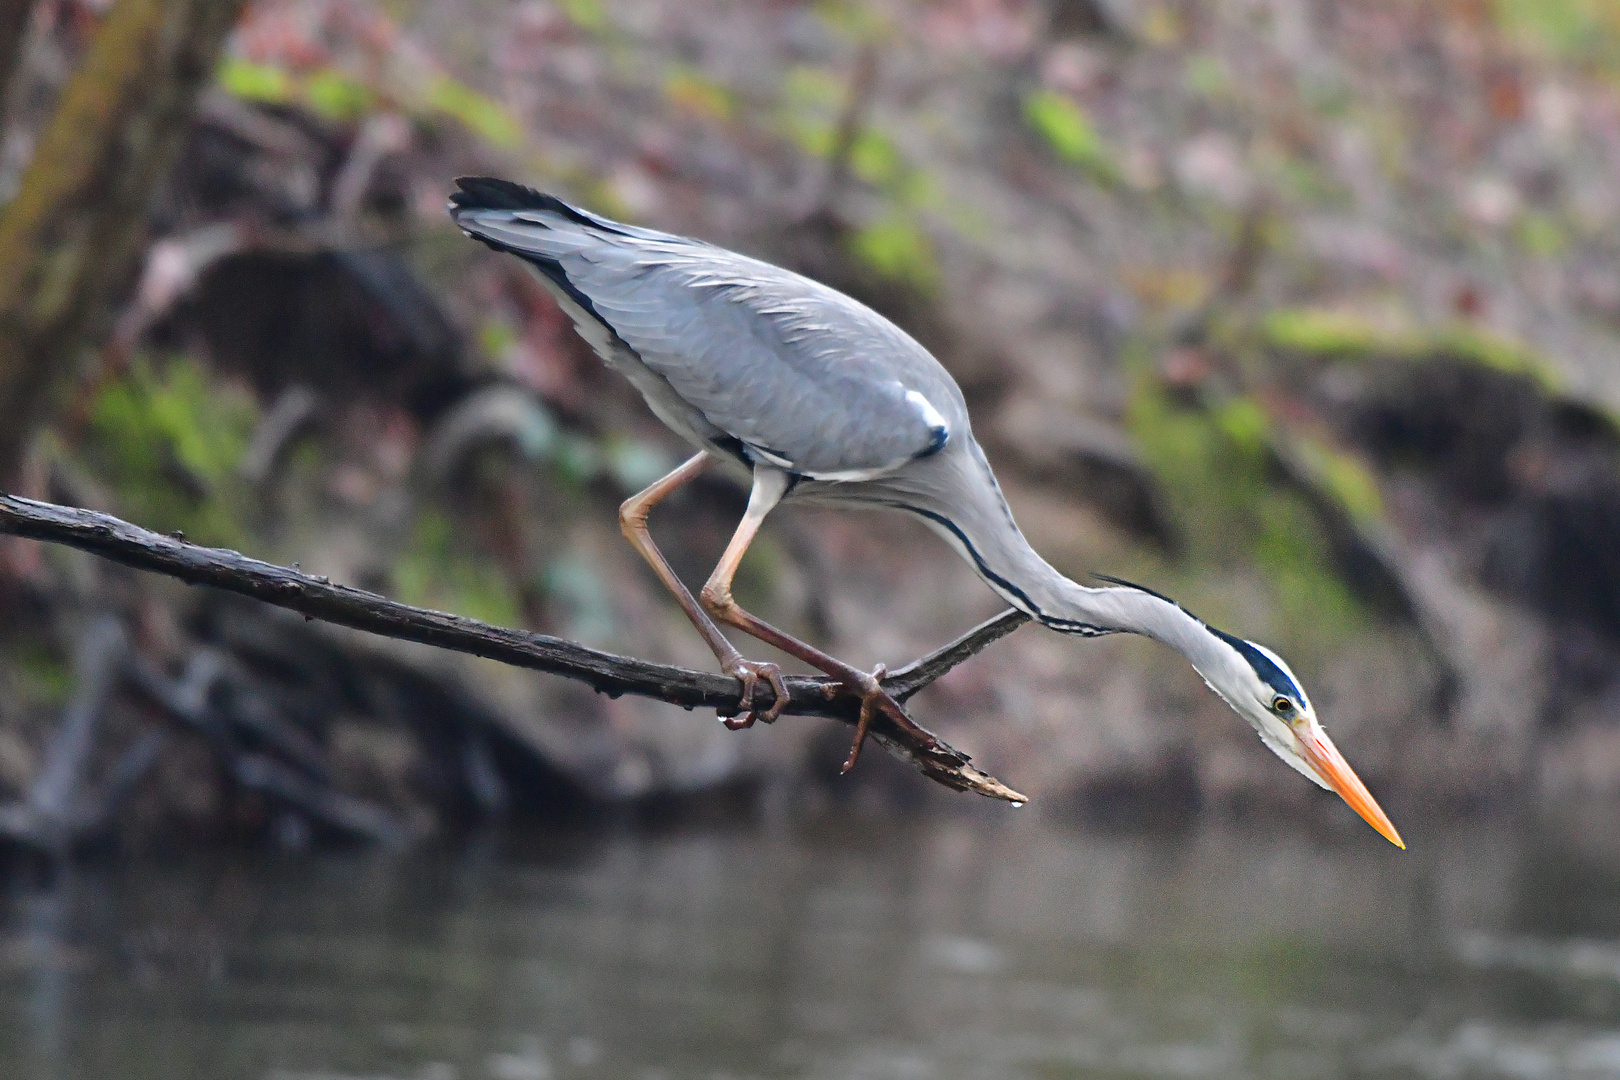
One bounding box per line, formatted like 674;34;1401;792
2;808;1618;1080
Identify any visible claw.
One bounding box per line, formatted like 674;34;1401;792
842;664;909;772
842;685;879;772
721;657;788;729
838;664;949;772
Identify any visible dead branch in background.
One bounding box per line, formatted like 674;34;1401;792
798;42;879;224
0;0;246;484
0;493;1033;802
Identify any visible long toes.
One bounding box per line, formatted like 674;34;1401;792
724;664;760;729
841;694;877;773
760;664;789;723
862;675;941;752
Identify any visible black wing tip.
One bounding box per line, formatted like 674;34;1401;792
447;177;605;228
449;176;545;212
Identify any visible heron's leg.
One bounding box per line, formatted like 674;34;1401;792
700;468;939;772
619;452;789;726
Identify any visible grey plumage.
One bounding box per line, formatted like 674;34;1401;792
447;179;1225;643
448;178;1403;844
450;178;954;482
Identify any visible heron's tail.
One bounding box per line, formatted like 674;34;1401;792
449;177;598;226
447;177;675;256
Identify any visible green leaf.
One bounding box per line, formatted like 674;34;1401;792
665;67;735;121
217;58;293;103
850;129;902;186
1023;90;1117;182
849;215;939;292
305;69;374;121
558;0;606;31
426;75;523;148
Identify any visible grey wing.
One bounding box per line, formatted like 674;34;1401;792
450;181;962;480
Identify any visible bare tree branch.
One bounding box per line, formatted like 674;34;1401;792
0;493;1032;802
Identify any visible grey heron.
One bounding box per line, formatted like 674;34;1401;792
449;177;1404;848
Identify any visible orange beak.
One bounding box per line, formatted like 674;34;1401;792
1297;727;1405;849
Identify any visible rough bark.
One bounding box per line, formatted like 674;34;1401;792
0;493;1034;802
0;0;246;484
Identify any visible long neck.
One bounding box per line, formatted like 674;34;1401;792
899;441;1233;675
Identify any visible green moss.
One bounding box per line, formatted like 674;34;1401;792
1261;307;1564;392
80;355;257;548
1259;308;1384;359
392;509;521;627
1125;375;1366;651
1294;437;1385;526
1213;397;1270;457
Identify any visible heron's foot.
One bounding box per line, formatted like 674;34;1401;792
720;657;788;730
839;665;939;772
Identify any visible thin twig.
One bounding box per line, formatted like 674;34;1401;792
0;493;1032;801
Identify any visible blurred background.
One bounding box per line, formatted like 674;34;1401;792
1;0;1619;1077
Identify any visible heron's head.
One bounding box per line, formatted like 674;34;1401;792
1198;628;1404;848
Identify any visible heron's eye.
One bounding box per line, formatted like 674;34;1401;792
1272;696;1294;715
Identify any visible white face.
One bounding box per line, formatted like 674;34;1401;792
1230;642;1331;791
1200;636;1404;848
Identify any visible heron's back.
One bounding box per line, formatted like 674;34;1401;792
450;179;967;481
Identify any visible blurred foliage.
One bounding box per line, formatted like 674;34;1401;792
1513;212;1568;259
557;0;607;32
1023;90;1119;184
848;214;939;293
1494;0;1620;69
1183;54;1233;101
665;65;736;122
811;0;894;43
9;639;71;708
424;74;522;147
392;508;522;627
775;49;945;290
218;57;520;146
1293;436;1385;529
80;356;257;549
1127;375;1365;652
1261;308;1563;393
542;551;616;645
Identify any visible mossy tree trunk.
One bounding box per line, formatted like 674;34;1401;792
0;0;245;486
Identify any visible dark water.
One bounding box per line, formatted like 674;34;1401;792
2;808;1620;1080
